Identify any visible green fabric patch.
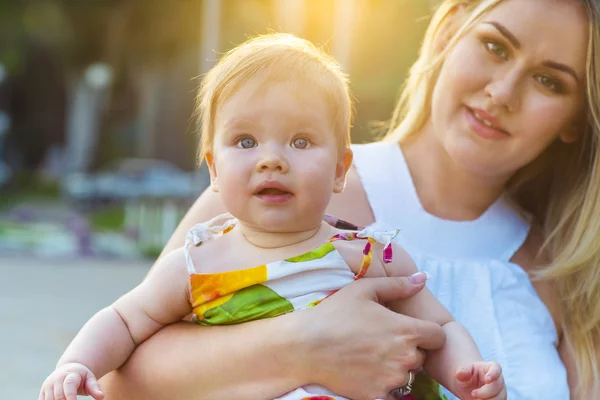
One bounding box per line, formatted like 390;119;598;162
198;284;294;326
408;372;449;400
285;242;335;263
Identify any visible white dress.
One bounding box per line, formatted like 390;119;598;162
352;142;569;400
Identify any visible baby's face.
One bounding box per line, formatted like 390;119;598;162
208;78;350;233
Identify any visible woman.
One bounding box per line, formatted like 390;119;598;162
100;0;600;399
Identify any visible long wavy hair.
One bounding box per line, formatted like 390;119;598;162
384;0;600;393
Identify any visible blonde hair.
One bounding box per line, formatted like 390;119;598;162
385;0;600;392
196;33;352;164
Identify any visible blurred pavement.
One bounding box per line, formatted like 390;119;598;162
0;256;150;400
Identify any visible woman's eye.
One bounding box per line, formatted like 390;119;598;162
535;75;563;93
292;138;309;149
237;138;256;149
484;40;509;61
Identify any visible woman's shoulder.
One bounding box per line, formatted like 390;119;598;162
327;165;375;227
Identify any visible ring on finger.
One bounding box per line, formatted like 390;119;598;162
390;370;415;397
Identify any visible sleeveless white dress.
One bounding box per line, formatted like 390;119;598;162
352;142;569;400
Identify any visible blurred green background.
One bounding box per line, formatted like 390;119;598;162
0;0;435;259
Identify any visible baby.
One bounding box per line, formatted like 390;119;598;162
40;34;506;400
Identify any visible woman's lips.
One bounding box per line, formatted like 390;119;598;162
465;107;510;140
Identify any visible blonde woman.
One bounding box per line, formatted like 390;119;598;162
99;0;600;399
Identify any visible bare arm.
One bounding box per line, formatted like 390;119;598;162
58;249;192;379
560;335;600;399
381;243;485;395
100;170;447;400
99;275;446;400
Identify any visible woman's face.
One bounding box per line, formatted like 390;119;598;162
430;0;589;178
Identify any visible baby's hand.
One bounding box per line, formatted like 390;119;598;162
39;362;104;400
455;361;507;400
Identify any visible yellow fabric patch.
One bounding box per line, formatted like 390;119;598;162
189;264;268;310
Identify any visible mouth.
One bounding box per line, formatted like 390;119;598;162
253;182;294;203
255;188;292;196
465;106;510;138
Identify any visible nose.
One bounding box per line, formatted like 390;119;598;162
255;146;289;173
485;67;522;113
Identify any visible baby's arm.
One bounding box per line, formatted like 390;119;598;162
380;243;506;399
40;248;192;400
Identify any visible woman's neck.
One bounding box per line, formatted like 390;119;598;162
401;124;509;221
236;220;329;249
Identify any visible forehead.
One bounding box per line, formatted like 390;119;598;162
477;0;589;76
215;77;335;131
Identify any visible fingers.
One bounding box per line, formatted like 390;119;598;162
470;363;505;399
472;374;505;399
367;275;427;304
409;317;447;351
41;384;55;400
471;378;505;399
54;377;69;400
484;362;502;383
63;372;82;400
456;364;475;384
84;371;105;400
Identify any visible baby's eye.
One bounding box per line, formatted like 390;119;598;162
292;138;309;149
237;137;257;149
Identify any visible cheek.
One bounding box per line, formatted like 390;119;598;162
214;154;253;197
522;97;574;140
515;95;579;159
292;151;338;189
434;39;489;106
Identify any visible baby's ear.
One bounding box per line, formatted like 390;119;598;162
333;149;353;193
205;152;219;192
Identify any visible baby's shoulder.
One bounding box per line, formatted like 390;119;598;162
185;230;240;274
330;231;386;277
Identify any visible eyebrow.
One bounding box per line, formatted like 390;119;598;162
484;21;581;83
542;60;580;83
484;21;520;49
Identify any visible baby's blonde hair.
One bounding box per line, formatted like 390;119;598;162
196;33;352;165
386;0;600;393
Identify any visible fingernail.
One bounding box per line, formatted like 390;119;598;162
409;271;429;284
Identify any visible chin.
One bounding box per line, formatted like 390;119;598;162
445;141;505;177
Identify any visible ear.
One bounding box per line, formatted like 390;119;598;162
205;151;219;192
560;121;584;144
333;149;353;194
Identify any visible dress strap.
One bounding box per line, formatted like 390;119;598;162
184;213;237;274
329;227;399;279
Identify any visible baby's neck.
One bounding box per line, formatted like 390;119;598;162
236;221;329;249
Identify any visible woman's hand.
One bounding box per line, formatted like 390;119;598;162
296;274;447;400
98;275;444;400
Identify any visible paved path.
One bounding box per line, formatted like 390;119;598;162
0;256;150;399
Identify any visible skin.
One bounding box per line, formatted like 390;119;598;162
99;0;596;398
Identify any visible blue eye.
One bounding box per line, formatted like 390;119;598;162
237;138;256;149
484;40;509;60
292;138;309;149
